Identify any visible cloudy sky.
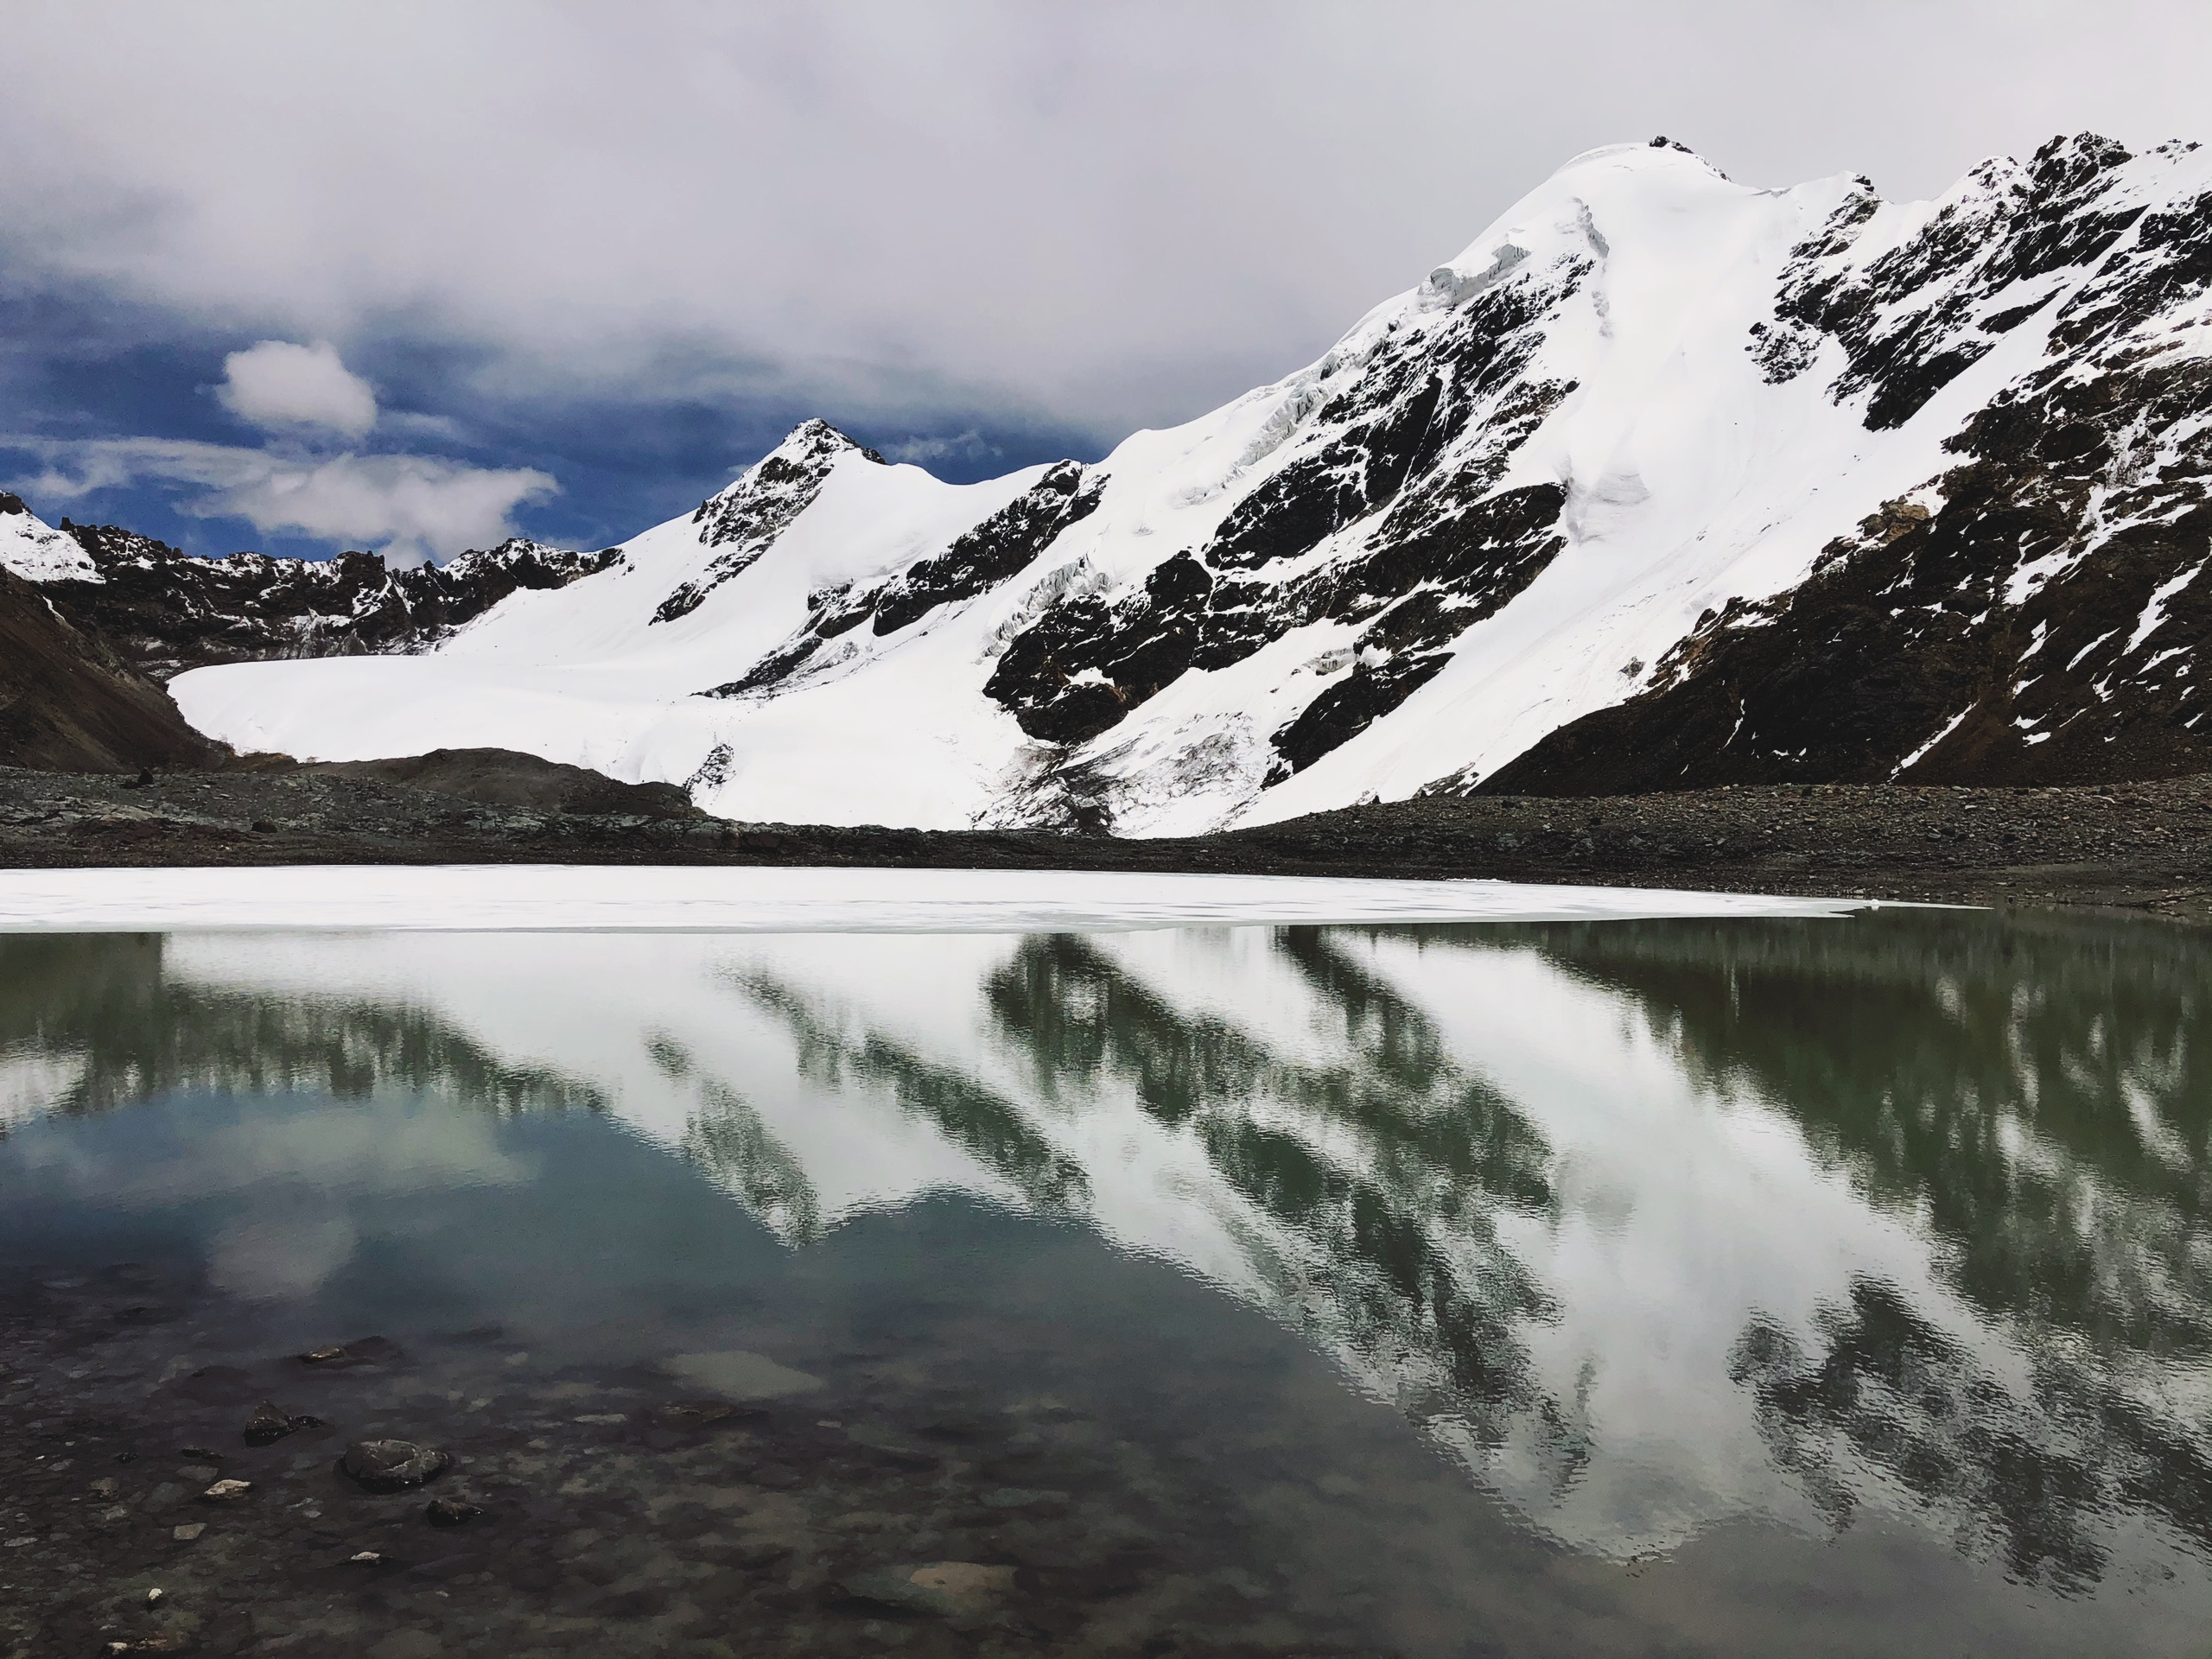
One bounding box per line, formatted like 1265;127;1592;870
3;0;2205;563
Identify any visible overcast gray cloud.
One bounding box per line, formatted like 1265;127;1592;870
1;0;2206;448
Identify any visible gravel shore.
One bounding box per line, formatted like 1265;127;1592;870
1;764;2206;925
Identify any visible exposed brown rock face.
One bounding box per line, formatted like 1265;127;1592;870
0;565;226;772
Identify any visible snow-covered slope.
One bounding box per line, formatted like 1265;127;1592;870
147;135;2212;829
0;493;99;582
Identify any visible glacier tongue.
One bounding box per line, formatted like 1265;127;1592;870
165;134;2212;829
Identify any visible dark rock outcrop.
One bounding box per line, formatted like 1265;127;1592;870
37;528;620;681
307;748;702;818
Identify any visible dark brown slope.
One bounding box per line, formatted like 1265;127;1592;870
307;747;699;817
0;566;226;772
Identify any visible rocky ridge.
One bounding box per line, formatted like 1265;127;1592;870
3;493;619;681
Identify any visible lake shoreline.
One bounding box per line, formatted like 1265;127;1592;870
3;763;2207;926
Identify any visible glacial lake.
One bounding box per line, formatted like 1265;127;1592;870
1;907;2207;1656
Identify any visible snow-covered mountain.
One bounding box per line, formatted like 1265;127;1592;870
15;134;2212;830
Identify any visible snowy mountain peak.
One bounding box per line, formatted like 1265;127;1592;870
440;537;619;583
162;135;2212;829
0;493;103;583
657;420;887;624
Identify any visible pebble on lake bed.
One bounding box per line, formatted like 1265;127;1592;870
200;1478;251;1502
170;1522;205;1541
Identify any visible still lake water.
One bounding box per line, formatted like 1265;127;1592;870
0;910;2207;1656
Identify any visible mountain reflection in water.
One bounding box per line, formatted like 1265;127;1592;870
0;912;2205;1600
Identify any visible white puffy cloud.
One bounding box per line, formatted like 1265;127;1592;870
13;436;556;564
204;452;556;566
0;3;2203;442
218;340;378;436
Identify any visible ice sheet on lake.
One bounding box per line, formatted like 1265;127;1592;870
0;863;1882;934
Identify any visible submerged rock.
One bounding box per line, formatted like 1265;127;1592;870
425;1494;481;1528
340;1440;452;1492
831;1560;1017;1618
298;1335;403;1368
845;1427;939;1470
980;1486;1068;1510
652;1399;764;1431
242;1400;323;1446
664;1349;823;1399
